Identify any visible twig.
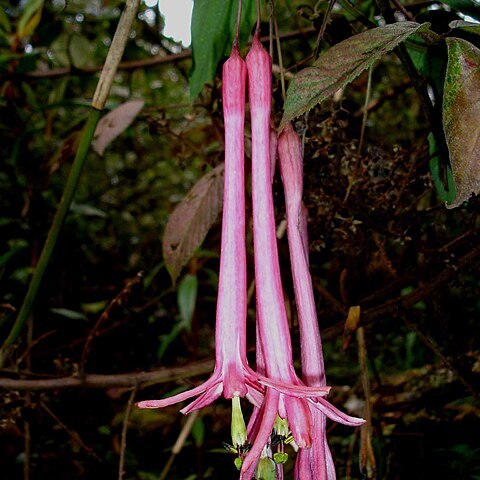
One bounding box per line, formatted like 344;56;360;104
321;242;480;341
402;317;480;401
357;327;376;479
2;245;478;393
357;65;373;156
26;50;191;78
0;358;214;390
24;29;316;80
40;400;100;459
235;0;243;45
80;271;144;374
159;410;200;480
314;0;336;58
255;0;262;32
390;0;414;20
23;419;31;480
118;387;137;480
273;2;286;100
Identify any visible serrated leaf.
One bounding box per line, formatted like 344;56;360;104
189;0;256;100
92;100;144;156
17;0;43;39
443;38;480;208
281;22;430;129
163;163;224;285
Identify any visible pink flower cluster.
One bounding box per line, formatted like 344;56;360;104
137;34;364;479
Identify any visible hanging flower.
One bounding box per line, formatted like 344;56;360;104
278;122;365;479
137;45;262;420
240;35;336;480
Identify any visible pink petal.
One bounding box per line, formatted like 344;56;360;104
240;389;280;480
180;381;223;414
285;395;312;448
259;376;330;398
310;397;365;427
136;375;220;409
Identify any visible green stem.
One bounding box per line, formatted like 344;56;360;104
1;109;101;354
0;0;141;365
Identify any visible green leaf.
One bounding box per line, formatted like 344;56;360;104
191;416;205;447
189;0;256;100
0;8;11;34
281;22;431;129
428;133;456;204
17;0;44;40
69;34;95;69
449;20;480;35
443;38;480;208
177;273;198;331
406;34;446;95
70;202;108;218
50;308;87;321
0;244;27;268
442;0;480;21
157;274;198;360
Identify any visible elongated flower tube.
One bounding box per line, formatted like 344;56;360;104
137;45;262;416
241;35;330;480
278;123;365;480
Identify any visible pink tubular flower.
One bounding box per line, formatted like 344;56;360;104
137;45;262;415
278;123;365;480
241;35;331;480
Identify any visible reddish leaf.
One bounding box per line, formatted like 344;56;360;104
162;163;224;285
443;38;480;208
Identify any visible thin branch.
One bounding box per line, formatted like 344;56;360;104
24;29;316;80
322;243;480;341
402;317;480;401
92;0;142;110
0;358;214;391
357;65;373;156
390;0;415;20
314;0;336;58
40;400;100;459
159;410;200;480
255;0;262;32
235;0;243;45
2;244;478;392
357;327;377;478
273;2;286;100
80;271;144;374
118;387;137;480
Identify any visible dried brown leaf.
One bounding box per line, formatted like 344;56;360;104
92;100;144;156
162;163;224;285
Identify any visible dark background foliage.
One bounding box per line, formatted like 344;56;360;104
0;1;479;479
